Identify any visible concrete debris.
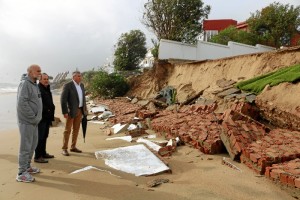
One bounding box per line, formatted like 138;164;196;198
70;166;121;178
146;178;169;187
222;157;242;172
90;105;107;113
95;144;170;176
111;123;130;134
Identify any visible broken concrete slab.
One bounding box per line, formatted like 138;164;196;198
111;123;130;134
95;144;170;176
91;105;107;113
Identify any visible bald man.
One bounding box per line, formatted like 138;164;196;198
16;64;43;183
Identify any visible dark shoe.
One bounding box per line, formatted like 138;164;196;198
34;157;48;163
62;150;70;156
43;153;54;159
70;148;82;153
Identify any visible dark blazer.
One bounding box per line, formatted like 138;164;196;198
60;80;87;118
38;83;55;122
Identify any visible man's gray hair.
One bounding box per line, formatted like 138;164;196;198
72;70;81;77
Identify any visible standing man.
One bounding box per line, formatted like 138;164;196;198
60;71;87;156
16;64;43;183
34;73;55;163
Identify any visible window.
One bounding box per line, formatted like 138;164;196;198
204;30;218;41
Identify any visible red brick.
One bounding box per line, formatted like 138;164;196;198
229;134;237;147
270;169;284;179
287;176;295;187
265;167;271;178
279;173;289;185
249;153;261;163
241;123;250;132
266;152;280;162
238;135;248;145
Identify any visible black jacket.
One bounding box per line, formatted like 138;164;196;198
38;83;55;122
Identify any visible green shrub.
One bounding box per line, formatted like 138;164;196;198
89;70;129;98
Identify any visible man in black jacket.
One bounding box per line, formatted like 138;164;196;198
34;73;55;163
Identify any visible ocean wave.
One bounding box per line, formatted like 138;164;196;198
0;83;18;94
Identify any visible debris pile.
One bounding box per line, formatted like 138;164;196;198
220;107;269;160
87;52;300;193
265;158;300;188
241;129;300;175
150;104;224;154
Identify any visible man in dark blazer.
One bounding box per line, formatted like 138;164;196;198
34;73;55;163
60;71;87;156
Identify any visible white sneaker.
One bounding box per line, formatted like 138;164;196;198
26;166;40;174
16;172;35;183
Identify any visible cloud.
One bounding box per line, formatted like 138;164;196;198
0;0;152;82
0;0;298;83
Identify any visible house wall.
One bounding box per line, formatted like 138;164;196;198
291;33;300;46
197;41;230;60
139;49;155;68
159;39;276;61
159;39;197;60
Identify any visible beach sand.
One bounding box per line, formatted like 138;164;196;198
0;95;295;200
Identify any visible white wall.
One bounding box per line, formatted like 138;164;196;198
159;39;197;60
159;39;276;61
197;41;230;60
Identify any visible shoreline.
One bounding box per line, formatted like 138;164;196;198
0;94;296;200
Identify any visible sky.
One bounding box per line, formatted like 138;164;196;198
0;0;299;83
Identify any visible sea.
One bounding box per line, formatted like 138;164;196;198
0;82;19;131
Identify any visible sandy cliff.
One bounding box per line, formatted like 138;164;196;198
127;46;300;130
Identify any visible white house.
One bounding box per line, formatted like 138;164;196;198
139;48;155;68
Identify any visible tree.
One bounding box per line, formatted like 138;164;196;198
88;70;129;98
247;2;300;47
113;30;147;71
151;38;159;59
210;26;259;46
142;0;210;44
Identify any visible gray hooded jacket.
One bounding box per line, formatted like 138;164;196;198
17;76;43;125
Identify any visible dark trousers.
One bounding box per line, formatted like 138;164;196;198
35;120;51;159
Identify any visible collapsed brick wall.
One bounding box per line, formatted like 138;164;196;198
150;104;225;154
241;129;300;175
220;109;269;160
265;158;300;189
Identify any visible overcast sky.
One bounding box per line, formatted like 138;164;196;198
0;0;299;83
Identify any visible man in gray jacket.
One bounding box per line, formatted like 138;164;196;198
60;70;87;156
16;64;43;183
